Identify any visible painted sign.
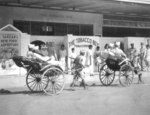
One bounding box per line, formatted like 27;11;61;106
0;24;21;75
68;35;100;56
67;35;100;70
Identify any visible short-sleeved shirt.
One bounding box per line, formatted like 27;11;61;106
94;50;101;58
127;48;137;61
74;55;85;71
113;47;126;58
140;47;146;58
70;52;76;59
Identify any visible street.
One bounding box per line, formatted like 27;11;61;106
0;72;150;115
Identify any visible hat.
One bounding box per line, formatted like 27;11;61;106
33;46;39;50
109;43;114;48
115;42;120;46
28;44;35;49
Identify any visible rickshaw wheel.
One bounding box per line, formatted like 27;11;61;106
99;64;115;86
119;64;134;87
26;69;49;92
42;66;65;95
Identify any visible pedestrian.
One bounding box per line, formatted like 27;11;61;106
59;44;67;71
145;44;150;71
94;46;102;72
70;47;77;74
126;43;137;62
70;50;87;89
86;45;94;76
104;43;110;52
139;42;146;71
47;42;58;61
133;54;143;84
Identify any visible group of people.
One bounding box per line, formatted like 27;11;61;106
127;42;150;71
70;41;146;89
26;43;67;71
26;41;146;89
70;45;94;76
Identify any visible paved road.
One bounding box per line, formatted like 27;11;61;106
0;72;150;115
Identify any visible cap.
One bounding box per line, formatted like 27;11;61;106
28;44;35;49
33;46;39;50
109;43;114;48
115;42;120;46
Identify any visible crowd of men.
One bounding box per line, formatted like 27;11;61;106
26;41;150;74
126;42;150;71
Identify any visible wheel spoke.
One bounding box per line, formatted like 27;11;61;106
55;83;62;90
119;64;134;86
42;67;65;95
32;83;37;91
27;79;36;84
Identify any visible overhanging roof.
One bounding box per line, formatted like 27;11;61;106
0;0;150;18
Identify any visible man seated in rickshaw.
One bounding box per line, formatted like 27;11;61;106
107;42;143;83
105;42;127;70
27;44;60;66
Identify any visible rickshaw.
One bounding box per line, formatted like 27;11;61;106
99;57;134;87
12;56;65;95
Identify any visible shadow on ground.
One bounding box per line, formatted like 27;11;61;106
0;89;45;96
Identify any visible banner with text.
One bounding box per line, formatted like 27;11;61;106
67;35;100;69
0;25;21;76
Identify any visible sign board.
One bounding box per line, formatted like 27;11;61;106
67;34;100;70
0;24;21;76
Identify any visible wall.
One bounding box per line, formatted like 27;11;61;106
0;6;103;35
31;36;66;55
31;36;149;55
21;33;30;56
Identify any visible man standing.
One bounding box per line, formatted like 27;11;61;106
47;42;57;61
70;48;77;74
127;43;137;62
139;42;146;71
59;44;67;71
94;46;102;72
86;45;94;76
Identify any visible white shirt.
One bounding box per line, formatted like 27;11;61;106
86;49;93;65
70;52;76;59
113;47;126;58
59;49;67;59
146;49;150;61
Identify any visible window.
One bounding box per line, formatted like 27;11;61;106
13;20;93;36
54;23;67;35
14;21;30;34
67;24;80;35
31;22;54;35
80;25;93;35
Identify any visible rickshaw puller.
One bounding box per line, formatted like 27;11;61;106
70;50;88;89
